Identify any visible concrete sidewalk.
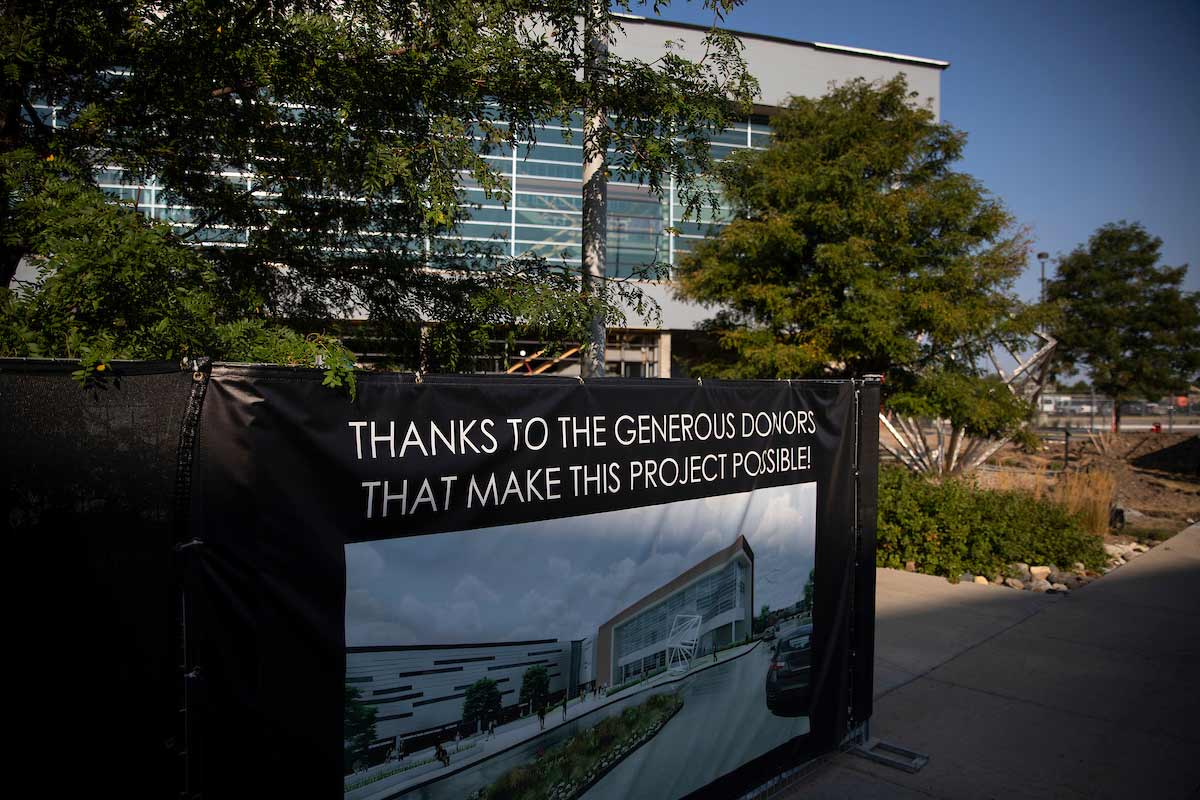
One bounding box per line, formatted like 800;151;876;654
785;524;1200;799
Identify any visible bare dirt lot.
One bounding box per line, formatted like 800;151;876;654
987;432;1199;540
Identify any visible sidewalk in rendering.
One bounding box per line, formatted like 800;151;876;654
347;639;763;800
784;523;1200;799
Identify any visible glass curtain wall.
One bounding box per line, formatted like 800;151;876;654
34;101;772;278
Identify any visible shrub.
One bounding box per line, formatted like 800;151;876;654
877;468;1106;578
478;692;682;800
1051;469;1116;536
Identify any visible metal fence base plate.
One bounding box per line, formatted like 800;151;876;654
851;738;929;773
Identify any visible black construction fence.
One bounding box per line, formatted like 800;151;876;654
2;359;880;799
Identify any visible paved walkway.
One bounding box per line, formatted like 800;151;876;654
785;524;1200;799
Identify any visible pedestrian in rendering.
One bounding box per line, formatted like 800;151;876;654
538;706;546;730
488;718;496;739
561;695;568;721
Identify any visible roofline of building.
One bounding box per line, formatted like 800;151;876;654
599;534;755;632
347;638;558;654
615;14;951;70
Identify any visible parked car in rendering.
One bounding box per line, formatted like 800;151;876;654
765;623;812;717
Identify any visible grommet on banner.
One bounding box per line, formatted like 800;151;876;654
575;376;584;385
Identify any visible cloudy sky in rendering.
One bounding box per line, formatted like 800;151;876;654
345;482;816;647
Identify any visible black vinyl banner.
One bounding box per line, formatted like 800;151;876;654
188;366;875;799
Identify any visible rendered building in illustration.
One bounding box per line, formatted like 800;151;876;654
347;638;590;749
596;536;755;686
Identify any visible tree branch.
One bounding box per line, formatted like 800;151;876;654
19;95;53;148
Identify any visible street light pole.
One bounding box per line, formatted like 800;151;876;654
1037;251;1049;324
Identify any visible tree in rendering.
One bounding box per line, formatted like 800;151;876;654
462;678;503;730
518;664;551;712
675;76;1043;473
1046;222;1200;430
2;0;754;377
344;684;378;773
754;603;771;633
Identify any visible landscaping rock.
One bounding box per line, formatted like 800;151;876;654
1121;506;1146;520
1071;561;1087;575
973;575;989;585
1103;543;1126;558
905;560;916;572
1029;578;1051;593
990;575;1003;585
1004;577;1025;590
1030;566;1052;581
1049;569;1073;585
1011;562;1032;582
1131;543;1149;553
1123;549;1141;560
1050;582;1070;593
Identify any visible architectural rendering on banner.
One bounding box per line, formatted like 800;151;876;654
347;535;761;755
597;535;755;686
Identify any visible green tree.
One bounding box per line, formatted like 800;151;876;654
801;569;814;612
675;76;1038;439
518;664;551;712
1058;379;1092;394
344;684;378;773
1046;222;1200;430
753;603;771;633
462;677;503;729
3;0;755;373
0;160;357;391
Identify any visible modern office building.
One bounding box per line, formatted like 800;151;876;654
29;16;946;376
596;535;755;687
346;638;585;750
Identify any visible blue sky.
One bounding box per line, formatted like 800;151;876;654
651;0;1200;296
